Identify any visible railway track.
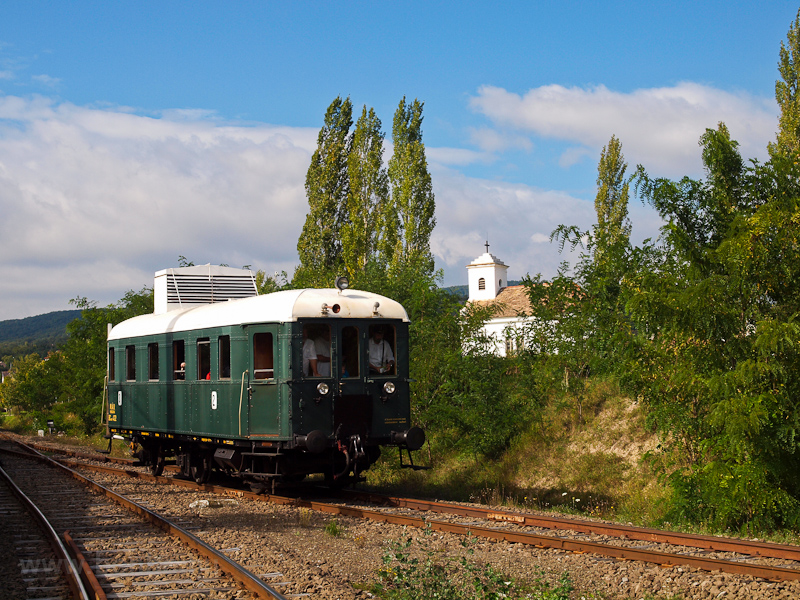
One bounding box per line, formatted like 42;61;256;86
0;460;87;599
19;435;800;586
0;437;291;599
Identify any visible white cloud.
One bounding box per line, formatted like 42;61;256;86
530;233;550;244
558;146;594;168
0;70;13;80
431;170;598;284
430;168;665;286
0;96;316;319
426;146;492;167
467;127;533;153
31;74;61;87
469;82;777;177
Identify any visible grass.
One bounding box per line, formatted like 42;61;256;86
297;508;313;528
367;383;668;527
324;519;342;537
370;528;573;600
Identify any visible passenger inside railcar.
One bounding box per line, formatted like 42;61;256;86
197;338;211;380
302;326;320;377
173;341;185;380
314;325;331;376
368;325;395;374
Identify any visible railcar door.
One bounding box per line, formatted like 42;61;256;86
333;322;372;439
246;325;281;438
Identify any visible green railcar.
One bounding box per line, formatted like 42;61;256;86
106;285;424;488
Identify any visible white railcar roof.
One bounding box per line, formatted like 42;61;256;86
108;288;409;341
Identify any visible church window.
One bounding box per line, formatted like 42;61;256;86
478;277;486;290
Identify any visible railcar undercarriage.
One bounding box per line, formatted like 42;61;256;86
130;433;386;491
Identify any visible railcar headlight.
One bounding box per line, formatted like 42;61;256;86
383;381;396;395
317;382;330;395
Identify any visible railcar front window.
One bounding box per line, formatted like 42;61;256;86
253;332;274;379
173;340;185;380
341;326;359;378
368;324;396;375
197;338;211;380
126;345;136;381
302;324;331;377
148;343;159;380
219;335;231;379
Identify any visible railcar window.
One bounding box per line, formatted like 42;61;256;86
173;340;185;380
368;325;396;375
148;343;159;380
253;332;274;379
197;338;211;380
108;348;115;381
219;335;231;379
126;345;136;381
302;324;330;377
341;326;359;378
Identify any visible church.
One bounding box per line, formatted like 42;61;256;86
465;244;535;357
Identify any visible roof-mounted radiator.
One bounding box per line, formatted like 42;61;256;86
153;265;258;314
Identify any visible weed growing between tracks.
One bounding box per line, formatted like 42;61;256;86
324;519;342;537
369;526;573;600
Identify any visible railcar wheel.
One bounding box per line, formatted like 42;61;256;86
190;454;211;484
150;454;165;477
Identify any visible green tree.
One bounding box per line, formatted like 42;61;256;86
0;352;68;414
528;135;633;377
341;105;390;285
594;135;631;270
255;270;290;294
387;97;436;278
627;124;800;530
64;288;154;433
295;96;353;287
771;9;800;156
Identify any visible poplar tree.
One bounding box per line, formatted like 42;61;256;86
593;135;631;269
341;106;389;283
387;97;436;277
771;9;800;156
295;96;353;287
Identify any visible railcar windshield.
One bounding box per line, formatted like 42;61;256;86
300;321;398;378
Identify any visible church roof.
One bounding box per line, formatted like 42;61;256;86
466;251;507;268
468;285;532;318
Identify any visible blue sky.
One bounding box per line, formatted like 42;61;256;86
0;2;794;319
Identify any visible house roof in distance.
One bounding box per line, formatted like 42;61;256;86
468;285;532;318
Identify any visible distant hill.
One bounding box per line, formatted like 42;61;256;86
443;281;523;303
0;310;81;359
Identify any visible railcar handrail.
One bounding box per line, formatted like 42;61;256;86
239;369;247;436
101;374;108;425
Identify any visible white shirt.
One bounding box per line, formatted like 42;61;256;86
315;337;331;376
302;338;317;376
369;338;394;372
